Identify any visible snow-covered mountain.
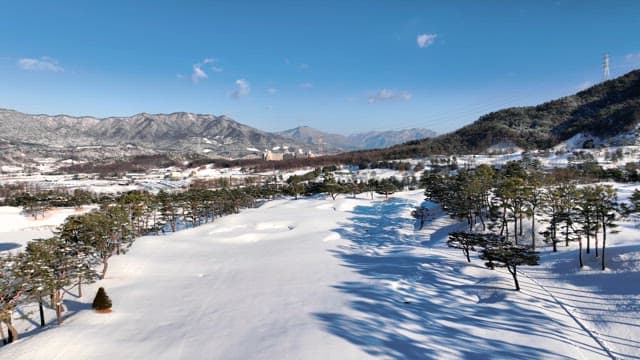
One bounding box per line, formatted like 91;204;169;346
0;109;303;160
0;108;435;164
277;126;436;152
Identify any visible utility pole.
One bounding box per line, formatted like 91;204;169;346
603;53;610;81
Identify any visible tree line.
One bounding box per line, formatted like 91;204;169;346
420;161;632;290
0;186;264;345
0;167;413;345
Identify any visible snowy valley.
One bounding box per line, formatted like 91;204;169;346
1;162;639;358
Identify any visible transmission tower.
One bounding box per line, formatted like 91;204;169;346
603;53;610;81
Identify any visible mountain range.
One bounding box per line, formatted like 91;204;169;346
276;126;436;152
3;69;638;167
0;108;435;165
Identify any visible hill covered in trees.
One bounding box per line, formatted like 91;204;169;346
391;69;640;156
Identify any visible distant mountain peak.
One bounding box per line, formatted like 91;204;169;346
277;126;436;151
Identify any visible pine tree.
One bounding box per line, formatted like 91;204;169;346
375;179;397;199
321;174;344;200
22;236;96;325
92;287;112;312
576;186;600;267
157;190;179;232
593;185;619;271
480;242;539;291
0;253;27;344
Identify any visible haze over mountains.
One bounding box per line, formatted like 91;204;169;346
276;126;436;152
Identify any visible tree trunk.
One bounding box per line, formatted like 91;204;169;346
531;213;536;250
0;320;6;344
509;265;520;291
513;215;518;244
39;298;46;327
500;204;507;236
5;322;18;343
586;227;591;254
519;212;523;237
78;275;83;297
601;220;607;271
101;258;109;279
578;236;583;268
595;231;599;257
54;290;63;325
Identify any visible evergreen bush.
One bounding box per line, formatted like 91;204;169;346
92;287;112;311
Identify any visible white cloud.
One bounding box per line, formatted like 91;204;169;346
190;58;223;83
299;82;313;89
230;79;250;99
417;33;437;48
191;64;208;83
368;89;412;104
18;57;64;72
625;52;640;64
267;87;278;94
298;63;309;70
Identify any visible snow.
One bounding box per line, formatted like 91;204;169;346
0;206;95;252
0;190;638;359
0;165;22;173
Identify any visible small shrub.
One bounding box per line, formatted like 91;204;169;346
92;287;113;311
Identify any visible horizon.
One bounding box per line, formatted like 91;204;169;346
1;1;639;134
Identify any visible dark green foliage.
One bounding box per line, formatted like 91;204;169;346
6;189;97;209
375;179;397;199
321;174;346;200
92;287;112;311
447;232;484;262
480;242;539;291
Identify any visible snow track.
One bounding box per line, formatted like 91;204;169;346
519;271;616;359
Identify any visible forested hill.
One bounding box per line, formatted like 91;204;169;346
392;69;640;156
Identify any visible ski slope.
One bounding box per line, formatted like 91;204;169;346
1;191;638;359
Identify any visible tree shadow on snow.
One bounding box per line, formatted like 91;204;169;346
524;243;640;358
0;242;21;251
314;198;609;359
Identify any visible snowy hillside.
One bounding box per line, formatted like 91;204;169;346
0;206;95;252
2;190;637;359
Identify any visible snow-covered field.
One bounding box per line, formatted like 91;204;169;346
0;206;95;252
0;191;638;359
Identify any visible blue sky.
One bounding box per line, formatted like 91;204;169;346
1;0;639;134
